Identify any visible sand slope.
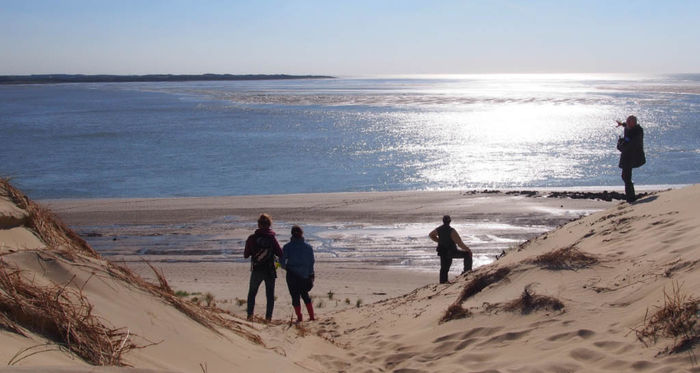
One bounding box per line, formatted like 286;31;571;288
2;180;699;372
307;186;700;372
0;180;343;372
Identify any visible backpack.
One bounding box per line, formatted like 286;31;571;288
250;233;275;270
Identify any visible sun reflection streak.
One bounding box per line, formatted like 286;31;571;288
394;101;616;188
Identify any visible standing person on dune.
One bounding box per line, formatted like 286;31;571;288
429;215;473;284
244;213;283;322
616;115;646;203
281;225;315;322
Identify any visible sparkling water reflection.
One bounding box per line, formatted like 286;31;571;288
1;74;698;198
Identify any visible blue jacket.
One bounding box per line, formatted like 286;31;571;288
281;237;315;279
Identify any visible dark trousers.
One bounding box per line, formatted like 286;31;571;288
247;269;276;319
286;271;312;307
439;250;473;284
621;167;636;202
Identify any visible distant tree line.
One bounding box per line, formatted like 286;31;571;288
0;74;335;84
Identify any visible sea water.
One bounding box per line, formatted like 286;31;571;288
2;75;699;269
1;74;699;199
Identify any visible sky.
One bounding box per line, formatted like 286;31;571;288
1;0;699;76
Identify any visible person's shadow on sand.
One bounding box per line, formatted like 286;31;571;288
632;195;658;204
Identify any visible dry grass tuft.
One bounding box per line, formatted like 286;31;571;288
1;178;98;259
1;178;264;349
503;288;565;315
635;282;699;354
440;304;471;323
119;261;264;346
441;267;510;324
0;312;26;336
0;258;137;365
457;267;511;304
293;321;310;337
530;245;597;270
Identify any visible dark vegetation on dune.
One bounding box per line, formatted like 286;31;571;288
530;245;598;270
440;267;512;323
635;282;699;355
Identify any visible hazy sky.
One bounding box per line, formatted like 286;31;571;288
1;0;698;75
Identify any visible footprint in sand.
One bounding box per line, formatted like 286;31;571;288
546;329;595;342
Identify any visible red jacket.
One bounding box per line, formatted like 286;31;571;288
244;228;283;259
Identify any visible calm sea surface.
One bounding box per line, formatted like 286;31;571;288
1;74;699;199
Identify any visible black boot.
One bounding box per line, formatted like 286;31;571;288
625;182;636;203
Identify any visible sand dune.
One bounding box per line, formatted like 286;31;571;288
1;180;698;372
309;186;700;372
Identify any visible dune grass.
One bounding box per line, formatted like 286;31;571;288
1;178;98;259
457;267;511;304
0;178;265;364
0;258;137;365
503;287;564;315
530;245;597;271
635;282;699;354
439;304;471;323
440;267;511;323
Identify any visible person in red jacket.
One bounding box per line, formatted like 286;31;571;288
244;213;283;322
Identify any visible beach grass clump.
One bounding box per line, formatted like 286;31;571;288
457;267;511;304
204;292;215;307
503;288;565;315
635;282;699;353
530;245;597;270
293;320;311;336
440;304;472;323
1;178;98;259
1;179;265;346
0;258;136;365
117;261;264;344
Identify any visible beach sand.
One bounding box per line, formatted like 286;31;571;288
42;190;613;315
2;182;698;372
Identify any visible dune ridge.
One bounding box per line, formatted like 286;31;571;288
0;179;320;372
1;179;699;372
309;186;699;372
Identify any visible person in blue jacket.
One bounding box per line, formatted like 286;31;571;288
281;225;315;322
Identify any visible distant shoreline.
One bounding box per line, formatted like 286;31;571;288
0;73;335;85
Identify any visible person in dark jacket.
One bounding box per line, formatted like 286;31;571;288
429;215;473;284
616;115;646;203
281;225;315;322
244;213;283;322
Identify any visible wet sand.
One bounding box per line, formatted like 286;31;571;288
43;190;614;316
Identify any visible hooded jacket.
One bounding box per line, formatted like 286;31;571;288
281;237;315;279
244;228;283;271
